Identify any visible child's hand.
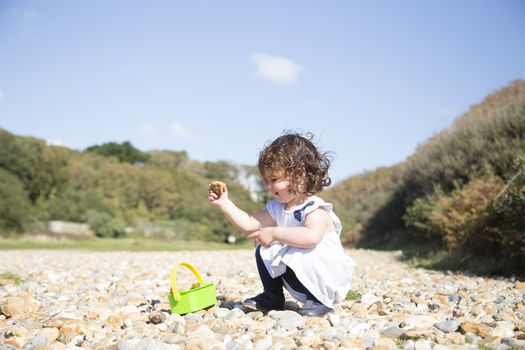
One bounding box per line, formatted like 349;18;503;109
208;183;229;207
247;227;275;248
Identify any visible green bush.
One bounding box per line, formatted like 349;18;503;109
85;210;126;238
403;190;444;242
41;188;111;222
204;160;239;180
0;169;32;230
489;162;525;264
404;178;503;250
0;130;69;203
86;141;149;164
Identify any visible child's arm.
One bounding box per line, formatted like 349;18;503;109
209;185;274;233
248;208;328;248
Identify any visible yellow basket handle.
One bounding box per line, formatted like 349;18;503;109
171;262;205;302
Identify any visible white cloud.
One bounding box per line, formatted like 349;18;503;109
0;90;4;103
170;121;195;141
139;122;155;135
251;53;303;85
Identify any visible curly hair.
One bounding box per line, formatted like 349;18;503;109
257;131;332;195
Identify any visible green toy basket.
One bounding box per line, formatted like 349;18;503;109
167;262;217;315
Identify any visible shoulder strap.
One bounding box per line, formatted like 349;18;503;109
304;196;342;234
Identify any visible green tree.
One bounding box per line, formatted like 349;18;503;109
84;210;126;238
86;141;149;164
0;169;32;230
204;160;239;180
0;129;69;203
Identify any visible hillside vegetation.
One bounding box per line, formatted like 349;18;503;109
1;80;524;273
325;79;525;274
0;131;261;242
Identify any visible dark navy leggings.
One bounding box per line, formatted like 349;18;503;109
255;244;320;303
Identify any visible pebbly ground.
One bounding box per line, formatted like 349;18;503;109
0;248;524;350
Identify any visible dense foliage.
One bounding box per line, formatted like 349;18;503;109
326;79;525;272
86;141;150;164
0;131;261;241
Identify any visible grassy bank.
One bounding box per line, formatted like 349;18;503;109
0;237;253;251
359;232;523;277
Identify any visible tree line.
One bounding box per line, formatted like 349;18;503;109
0;131;260;242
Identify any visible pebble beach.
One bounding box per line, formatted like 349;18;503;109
1;249;524;349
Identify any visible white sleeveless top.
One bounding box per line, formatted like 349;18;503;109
259;196;356;307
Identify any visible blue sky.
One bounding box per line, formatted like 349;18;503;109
1;1;524;183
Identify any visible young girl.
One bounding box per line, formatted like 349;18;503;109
208;132;356;316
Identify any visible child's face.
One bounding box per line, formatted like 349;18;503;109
263;168;301;207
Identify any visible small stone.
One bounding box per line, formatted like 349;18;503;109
187;324;215;339
212;307;230;318
37;327;60;342
269;310;305;330
161;333;185;345
459;320;492;337
148;311;166;325
340;337;366;349
28;334;49;347
319;341;337;350
502;337;525;348
445;332;465;345
401;315;439;329
253;335;272;350
413;338;433;350
127;296;148;306
401;339;415;350
106;314;125;329
515;281;525;289
224;308;244;320
327;312;340;326
349;302;367;316
490;321;515;338
0;278;15;286
452;308;465;317
434;320;460;333
5;336;26;348
246;310;264;321
380;326;404;338
270;335;296;348
1;295;41;319
58;320;89;344
401;328;435;340
375;337;398;349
